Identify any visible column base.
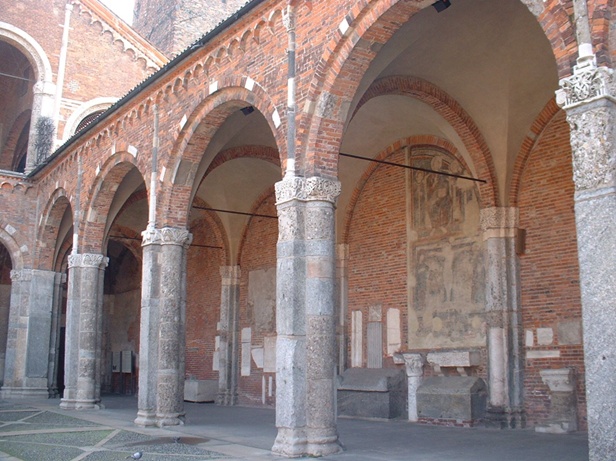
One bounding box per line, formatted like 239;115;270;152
272;427;308;458
59;398;101;410
0;387;50;399
156;413;185;427
307;427;344;457
216;391;237;406
134;410;158;427
484;406;526;429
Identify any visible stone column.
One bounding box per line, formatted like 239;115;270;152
556;53;616;460
536;368;577;434
272;176;342;458
1;269;59;397
480;208;525;428
60;254;108;410
135;228;161;426
217;265;240;406
401;352;425;422
156;227;192;426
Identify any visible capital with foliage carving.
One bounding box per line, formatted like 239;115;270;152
68;253;109;269
275;176;341;205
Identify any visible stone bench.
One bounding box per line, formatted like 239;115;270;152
337;368;406;419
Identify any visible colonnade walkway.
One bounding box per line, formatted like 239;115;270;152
0;395;588;460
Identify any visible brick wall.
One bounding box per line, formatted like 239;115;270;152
518;110;586;429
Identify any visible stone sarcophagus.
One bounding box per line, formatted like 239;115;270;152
337;368;407;419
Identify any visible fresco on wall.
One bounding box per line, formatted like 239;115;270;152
408;148;485;349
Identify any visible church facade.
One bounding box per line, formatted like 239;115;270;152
0;0;614;459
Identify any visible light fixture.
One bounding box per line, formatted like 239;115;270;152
432;0;451;12
241;106;255;116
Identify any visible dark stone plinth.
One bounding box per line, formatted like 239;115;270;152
417;376;487;422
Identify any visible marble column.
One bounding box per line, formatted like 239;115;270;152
480;208;525;428
556;52;616;460
401;352;425;422
272;176;342;458
335;244;349;375
60;254;108;410
1;269;59;397
217;266;240;406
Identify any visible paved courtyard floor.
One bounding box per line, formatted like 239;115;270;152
0;396;588;461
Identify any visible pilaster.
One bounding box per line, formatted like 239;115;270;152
60;254;108;410
272;176;342;458
480;208;525;428
217;266;240;406
557;52;616;460
1;269;60;398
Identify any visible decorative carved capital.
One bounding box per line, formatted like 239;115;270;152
275;176;341;205
480;207;518;232
401;352;426;378
540;368;575;393
141;227;192;248
141;227;161;246
68;253;108;269
566;105;616;191
556;61;615;109
10;269;32;283
160;227;192;248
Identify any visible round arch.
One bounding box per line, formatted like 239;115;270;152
36;189;73;271
62;97;119;143
160;82;284;228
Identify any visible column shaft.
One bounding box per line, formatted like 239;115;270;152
217;266;240;406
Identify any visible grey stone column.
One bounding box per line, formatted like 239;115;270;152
1;269;59;397
217;265;240;406
60;254;108;410
157;228;192;426
556;55;616;460
135;228;162;426
272;176;342;458
481;208;525;428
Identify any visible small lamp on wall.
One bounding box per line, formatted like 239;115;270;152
432;0;451;12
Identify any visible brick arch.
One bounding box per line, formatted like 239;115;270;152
299;0;575;179
81;152;144;254
0;221;25;271
36;189;73;270
160;83;284;228
342;135;474;243
355;76;498;207
509;98;563;207
203;145;280;178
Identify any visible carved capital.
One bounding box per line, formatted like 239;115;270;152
401;353;426;378
141;227;161;246
275;176;341;205
160;227;192;248
68;253;108;269
556;62;615;109
480;207;518;232
566;104;616;191
10;269;32;283
540;368;575;393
